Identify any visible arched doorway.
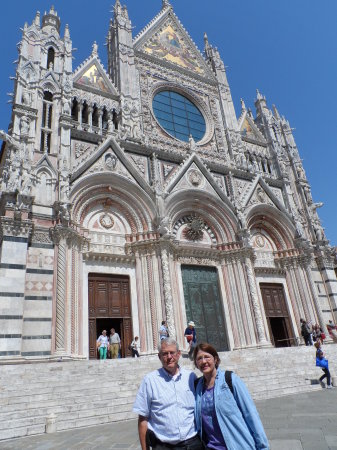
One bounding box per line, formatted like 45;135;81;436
88;273;133;358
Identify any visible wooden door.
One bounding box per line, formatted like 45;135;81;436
88;274;132;358
260;283;294;347
181;265;229;351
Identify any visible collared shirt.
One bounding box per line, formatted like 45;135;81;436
133;366;197;444
109;333;121;344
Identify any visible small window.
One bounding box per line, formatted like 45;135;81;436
152;90;206;142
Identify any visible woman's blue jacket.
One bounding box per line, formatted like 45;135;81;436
194;368;269;450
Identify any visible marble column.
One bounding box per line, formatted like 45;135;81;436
160;246;175;339
244;255;268;345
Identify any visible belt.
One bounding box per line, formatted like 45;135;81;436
161;435;200;448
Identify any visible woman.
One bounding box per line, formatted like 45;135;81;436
315;341;332;388
193;343;269;450
184;321;196;360
96;329;109;360
131;336;140;358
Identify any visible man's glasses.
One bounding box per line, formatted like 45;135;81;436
161;351;179;358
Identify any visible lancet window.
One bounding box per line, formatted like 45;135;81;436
40;91;53;153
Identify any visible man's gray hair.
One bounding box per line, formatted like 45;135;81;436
157;337;179;352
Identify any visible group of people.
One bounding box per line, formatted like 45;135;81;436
300;318;326;346
133;337;269;449
96;329;141;360
300;318;334;390
96;328;121;360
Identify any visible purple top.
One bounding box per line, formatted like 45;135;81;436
201;386;227;450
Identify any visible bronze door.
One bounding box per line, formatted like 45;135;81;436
88;274;133;358
181;265;228;351
260;283;294;347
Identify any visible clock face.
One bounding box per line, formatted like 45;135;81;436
99;213;114;229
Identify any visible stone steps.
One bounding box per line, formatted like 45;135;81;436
0;345;336;441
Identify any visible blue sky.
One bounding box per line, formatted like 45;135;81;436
1;1;336;245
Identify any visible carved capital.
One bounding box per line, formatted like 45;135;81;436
0;216;33;240
50;224;90;252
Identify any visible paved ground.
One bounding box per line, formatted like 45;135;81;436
0;388;336;450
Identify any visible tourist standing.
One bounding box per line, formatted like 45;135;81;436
193;342;269;449
159;320;169;340
109;328;121;359
96;330;109;360
300;318;313;346
133;337;203;450
131;336;140;358
184;321;196;360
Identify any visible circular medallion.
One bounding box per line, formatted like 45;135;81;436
183;215;205;241
99;213;114;229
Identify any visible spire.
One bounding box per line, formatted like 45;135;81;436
204;32;210;53
64;24;70;39
256;89;264;101
272;104;281;120
122;5;129;20
42;5;60;33
34;11;40;27
114;0;122;16
162;0;172;10
92;41;98;56
240;98;246;112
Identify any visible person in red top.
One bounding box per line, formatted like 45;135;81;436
184;321;196;360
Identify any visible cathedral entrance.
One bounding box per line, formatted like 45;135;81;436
88;274;133;359
260;283;294;347
181;265;229;351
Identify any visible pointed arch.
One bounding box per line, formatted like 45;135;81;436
166;189;237;244
247;205;296;250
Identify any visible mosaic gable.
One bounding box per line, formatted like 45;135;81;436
143;22;205;74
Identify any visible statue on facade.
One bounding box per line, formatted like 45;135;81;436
20;116;30;137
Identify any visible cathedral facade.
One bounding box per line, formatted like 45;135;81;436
0;1;336;359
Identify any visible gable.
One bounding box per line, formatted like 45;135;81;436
239;112;266;144
76;63;110;93
135;9;213;78
244;177;285;213
73;56;118;96
143;22;204;74
74;63;110;92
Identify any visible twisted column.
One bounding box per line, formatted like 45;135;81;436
55;238;67;354
304;263;330;339
161;247;175;339
244;256;268;345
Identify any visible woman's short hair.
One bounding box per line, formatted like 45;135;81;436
158;337;179;352
193;342;221;368
314;341;321;349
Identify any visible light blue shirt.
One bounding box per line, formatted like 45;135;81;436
133;366;197;444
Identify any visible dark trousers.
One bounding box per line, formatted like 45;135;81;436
132;349;139;358
304;335;313;346
320;368;331;386
149;435;203;450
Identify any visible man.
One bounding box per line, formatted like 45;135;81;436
109;328;121;359
300;318;313;346
133;338;203;450
158;320;168;340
